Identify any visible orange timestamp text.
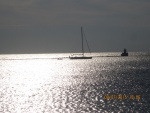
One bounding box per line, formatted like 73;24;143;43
103;94;141;101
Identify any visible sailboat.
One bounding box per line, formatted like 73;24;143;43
69;26;92;59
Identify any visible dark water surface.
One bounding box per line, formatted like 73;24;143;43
0;53;150;113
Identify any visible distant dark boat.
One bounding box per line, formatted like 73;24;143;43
69;26;92;59
121;49;128;56
57;58;63;60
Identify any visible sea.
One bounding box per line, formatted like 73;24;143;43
0;52;150;113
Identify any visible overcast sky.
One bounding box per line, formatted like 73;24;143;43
0;0;150;54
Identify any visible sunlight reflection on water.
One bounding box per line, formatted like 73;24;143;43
0;53;150;112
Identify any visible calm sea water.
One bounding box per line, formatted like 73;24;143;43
0;52;150;113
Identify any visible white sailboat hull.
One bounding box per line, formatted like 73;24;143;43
69;56;92;59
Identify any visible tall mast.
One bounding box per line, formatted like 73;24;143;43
81;26;84;56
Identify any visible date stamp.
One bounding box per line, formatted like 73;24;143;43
103;94;141;101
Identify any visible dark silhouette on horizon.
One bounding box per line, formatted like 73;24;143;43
69;26;92;59
121;49;128;56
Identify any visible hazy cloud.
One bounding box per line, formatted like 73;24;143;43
1;0;150;27
0;0;150;53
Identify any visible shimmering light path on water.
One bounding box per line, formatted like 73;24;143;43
0;53;150;112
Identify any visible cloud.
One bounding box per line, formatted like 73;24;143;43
0;0;150;27
0;0;150;53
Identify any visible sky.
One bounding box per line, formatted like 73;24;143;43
0;0;150;54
